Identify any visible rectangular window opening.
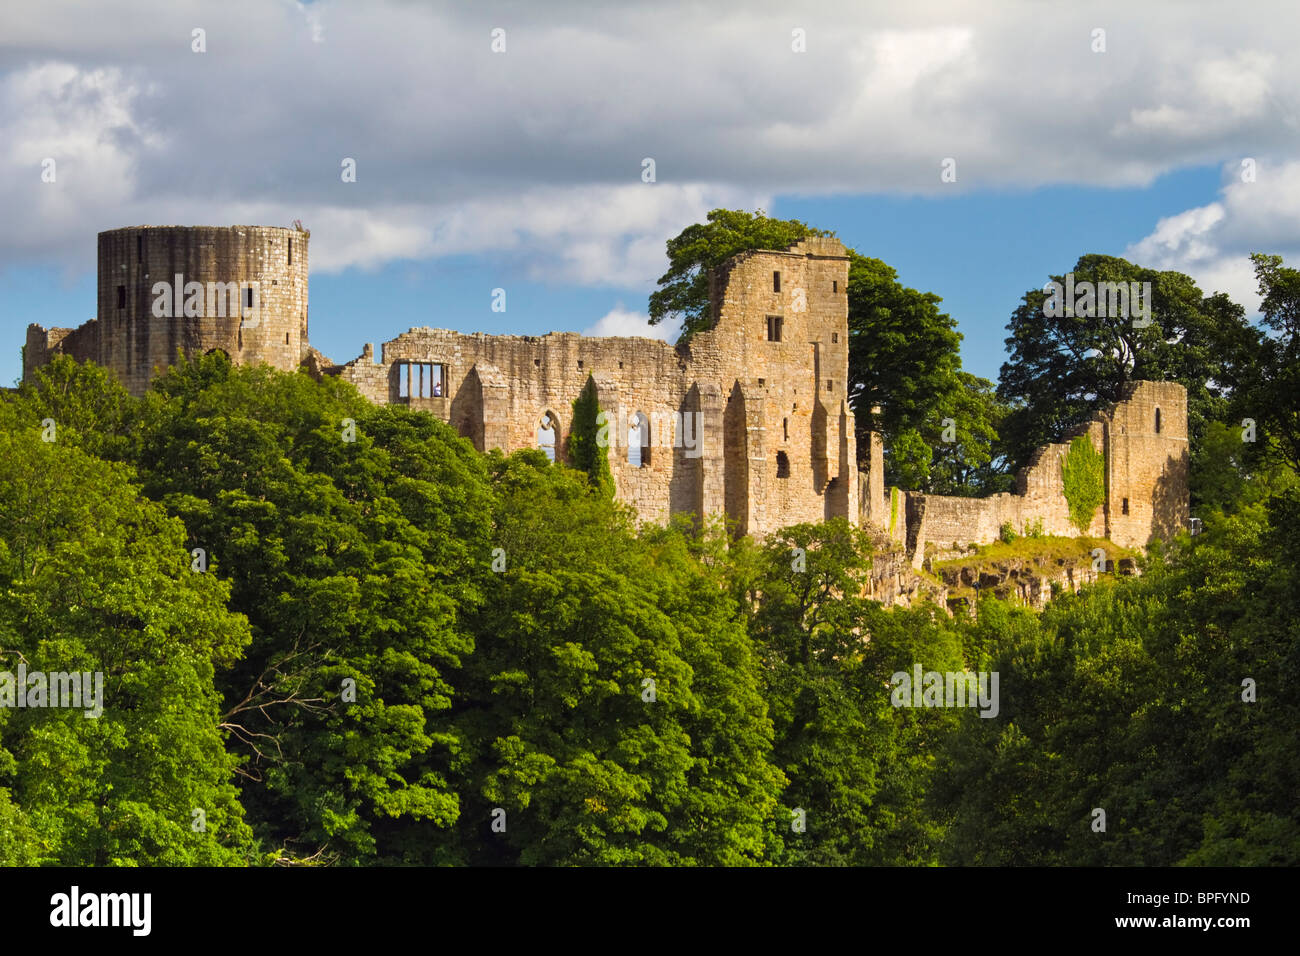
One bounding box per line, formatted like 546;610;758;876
766;315;783;342
826;380;833;391
773;271;781;293
832;280;837;293
1122;498;1130;515
288;238;293;266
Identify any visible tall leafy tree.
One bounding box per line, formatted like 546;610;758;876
133;355;496;865
449;453;784;865
0;406;255;865
997;254;1248;471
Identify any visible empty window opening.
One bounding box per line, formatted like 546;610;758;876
832;332;838;343
618;362;624;369
288;238;293;266
534;359;541;367
766;315;783;342
116;285;126;309
1155;408;1161;433
628;413;650;469
397;362;445;399
826;380;833;392
245;287;255;309
832;280;837;293
773;271;781;292
758;378;765;387
578;360;584;369
285;332;290;344
783;417;789;441
776;451;790;478
537;414;558;462
1122;498;1130;515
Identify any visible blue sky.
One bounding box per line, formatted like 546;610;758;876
2;1;1295;388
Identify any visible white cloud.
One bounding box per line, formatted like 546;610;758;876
583;305;679;341
1125;159;1300;313
2;0;1300;276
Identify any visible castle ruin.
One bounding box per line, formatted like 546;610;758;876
23;225;1188;548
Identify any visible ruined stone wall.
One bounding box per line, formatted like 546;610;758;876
334;237;858;536
1105;380;1189;548
896;382;1187;561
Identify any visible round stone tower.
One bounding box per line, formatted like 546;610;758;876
96;225;308;395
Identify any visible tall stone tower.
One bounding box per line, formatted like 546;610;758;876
93;225;308;395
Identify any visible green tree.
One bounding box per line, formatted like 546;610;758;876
450;453;784;865
0;409;255;865
569;377;615;498
1220;254;1300;472
133;357;496;865
998;255;1247;471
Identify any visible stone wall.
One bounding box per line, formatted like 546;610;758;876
330;237;859;537
896;380;1188;563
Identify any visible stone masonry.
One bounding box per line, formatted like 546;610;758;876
327;236;860;536
26;225;308;398
22;225;1188;548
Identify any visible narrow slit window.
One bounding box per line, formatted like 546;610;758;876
1155;408;1161;434
783;418;789;441
773;271;781;293
827;380;833;392
1122;498;1130;515
832;280;837;293
288;238;293;265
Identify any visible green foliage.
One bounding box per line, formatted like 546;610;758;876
4;341;1296;869
938;493;1300;865
0;408;254;865
568;377;615;499
1060;435;1105;532
999;522;1017;544
134;357;494;864
998;254;1248;472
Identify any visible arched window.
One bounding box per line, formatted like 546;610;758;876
1155;407;1161;434
628;412;650;469
776;451;790;478
537;412;558;462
